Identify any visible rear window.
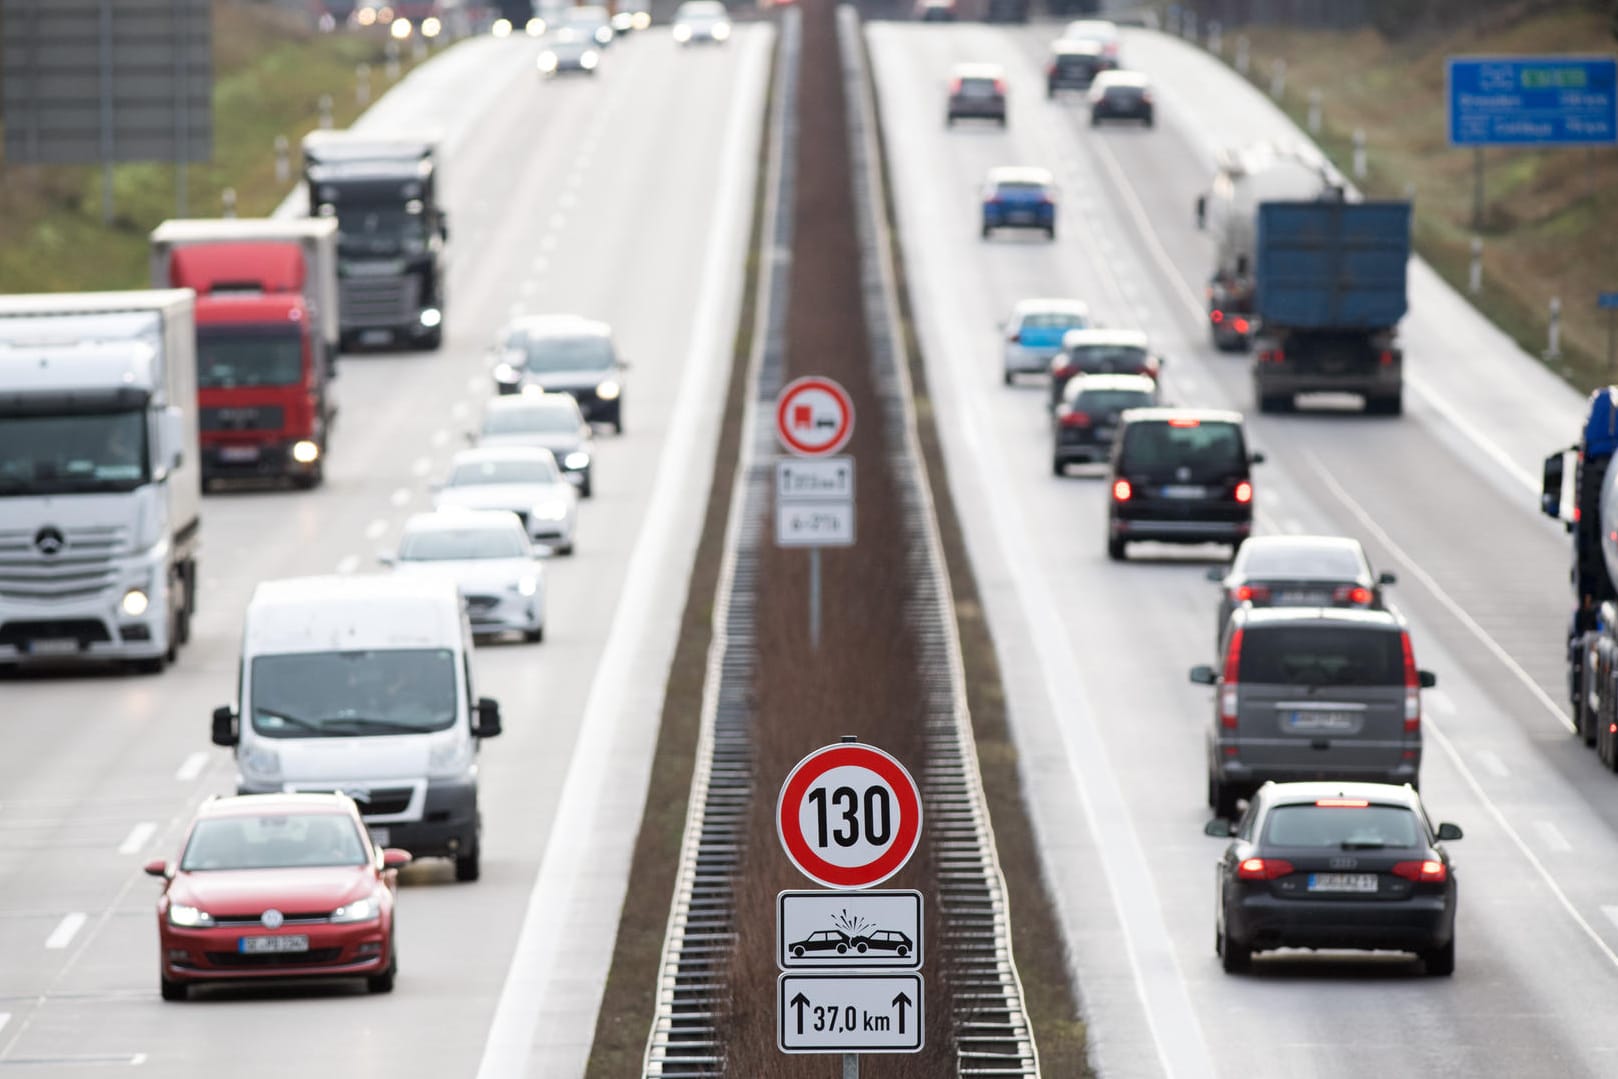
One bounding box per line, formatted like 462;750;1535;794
992;182;1048;198
1237;625;1403;686
1070;344;1148;372
1022;311;1087;332
1118;419;1244;474
1075;388;1154;412
1240;545;1365;580
1263;804;1422;849
958;78;1000;97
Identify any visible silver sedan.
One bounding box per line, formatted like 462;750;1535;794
433;446;579;554
382;511;546;643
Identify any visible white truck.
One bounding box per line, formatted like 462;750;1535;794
0;290;201;672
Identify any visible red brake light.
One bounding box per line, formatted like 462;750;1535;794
1237;857;1293;881
1233;318;1250;334
1333;585;1373;605
949;77;962;94
1167;417;1200;428
1391;859;1447;883
1401;631;1421;733
1219;627;1243;728
1314;798;1370;808
1061;409;1092;428
1210;309;1225;324
1234;481;1253;504
1234;584;1269;603
994;78;1007;94
1258;348;1284;364
1379;349;1395;366
1111;478;1132;501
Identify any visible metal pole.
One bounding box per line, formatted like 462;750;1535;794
809;548;822;651
1472;146;1485;230
99;0;115;226
1468;237;1483;295
174;0;189;218
843;1052;858;1078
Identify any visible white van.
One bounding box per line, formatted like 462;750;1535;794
211;575;502;881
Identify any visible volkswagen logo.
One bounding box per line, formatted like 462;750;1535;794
1328;856;1358;870
260;908;285;929
33;526;65;556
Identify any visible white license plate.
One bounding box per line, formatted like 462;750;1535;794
1307;873;1378;893
369;827;391;848
361;330;392;345
1160;484;1206;499
1008;212;1036;223
1277;590;1328;604
1285;711;1358;733
239;934;309;954
29;638;80;655
218;445;260;462
1095;427;1116;441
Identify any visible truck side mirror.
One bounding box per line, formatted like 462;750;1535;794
1540;449;1566;520
211;705;238;747
439;217;450;242
1195;193;1207;230
474;697;503;738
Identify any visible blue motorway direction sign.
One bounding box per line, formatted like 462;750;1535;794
1600;292;1618;312
1447;56;1617;147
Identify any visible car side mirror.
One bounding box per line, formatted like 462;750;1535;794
465;430;478;445
1203;818;1235;837
1377;571;1397;586
1195;193;1207;230
1249;450;1266;465
1189;665;1218;685
1418;670;1437;688
382;848;413;869
144;858;171;878
1205;567;1225;583
474;697;503;738
1435;822;1463;841
211;705;238;747
618;359;631;370
1541;448;1567;520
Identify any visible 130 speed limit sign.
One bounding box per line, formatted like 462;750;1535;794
776;743;922;889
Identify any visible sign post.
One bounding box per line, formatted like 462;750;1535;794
774;377;856;651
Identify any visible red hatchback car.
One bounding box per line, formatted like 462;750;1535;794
146;792;410;1001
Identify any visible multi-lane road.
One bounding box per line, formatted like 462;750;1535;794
872;20;1616;1079
0;26;768;1077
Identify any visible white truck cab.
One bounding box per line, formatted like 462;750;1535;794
212;575;501;882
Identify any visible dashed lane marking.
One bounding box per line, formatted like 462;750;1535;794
174;753;207;782
44;913;86;950
116;822;155;856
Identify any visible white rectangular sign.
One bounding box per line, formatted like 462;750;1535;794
775;500;855;548
777;890;922;970
778;973;924;1054
776;456;855;501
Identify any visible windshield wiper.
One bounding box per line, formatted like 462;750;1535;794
316;716;437;735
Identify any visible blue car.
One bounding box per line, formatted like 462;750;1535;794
981;167;1057;240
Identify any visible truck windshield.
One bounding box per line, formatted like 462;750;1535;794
197;327;304;389
250;648;459;739
332;202;429;256
0;410;150;495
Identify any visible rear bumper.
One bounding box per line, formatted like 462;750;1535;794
948;101;1005;120
1228;891;1453;952
1054;432;1114;462
1005;344;1060;374
1110;512;1251;544
983;207;1054;230
1214;757;1421;787
1254;366;1402;397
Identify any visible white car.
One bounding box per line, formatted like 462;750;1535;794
383;511;546;643
1001;298;1091;384
475;392;596;497
434;446;579;554
1060;18;1119;65
672;0;730;44
562;4;613;45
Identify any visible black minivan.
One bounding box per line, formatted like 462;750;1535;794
1105;407;1262;561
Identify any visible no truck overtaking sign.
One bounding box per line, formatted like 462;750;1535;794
776;742;922;890
775;376;855;457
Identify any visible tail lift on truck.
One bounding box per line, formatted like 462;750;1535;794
0;290;200;673
1197;143;1412;416
301;129;448;351
1541;396;1618;763
150;218;340;489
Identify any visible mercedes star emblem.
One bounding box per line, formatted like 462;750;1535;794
33;526;65;556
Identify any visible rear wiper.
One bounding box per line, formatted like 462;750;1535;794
1339;841;1388;850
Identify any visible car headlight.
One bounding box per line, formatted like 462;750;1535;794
532;503;568;522
564;451;591;470
331;890;383;924
596;379;621;401
595;26;611;43
492;17;512;36
538;51;558;72
493;362;523;385
419;307;442;328
580;50;599;69
121;588;150;617
712;21;730;39
526;17;545;36
239;743;282;782
516;574;540;597
673;23;691;41
633;11;650;29
168;903;214;928
291;440;321;465
391;17;412;39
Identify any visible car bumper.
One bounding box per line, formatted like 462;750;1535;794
1215;757;1421;788
1004;344;1061;374
1054;434;1115;463
1093;104;1153;121
1110;513;1251;544
1228;891;1453;953
983;209;1054;230
464;591;544;635
159;918;392;983
0;577;174;663
202;440;320;480
949;102;1006;119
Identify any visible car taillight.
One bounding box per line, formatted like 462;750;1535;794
1401;631;1421;733
1391;859;1446;883
1220;627;1242;728
1060;408;1092;428
1333;585;1373;606
1258;348;1284;364
1112;478;1132;501
1234;481;1253;504
994;78;1007;94
1379;349;1396;366
1234;585;1270;603
1233;318;1250;334
1237;857;1292;881
1211;309;1225;324
949;77;962;94
1140;91;1153;103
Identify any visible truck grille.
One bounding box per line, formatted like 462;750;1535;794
341;276;420;329
201;405;285;432
0;526;127;602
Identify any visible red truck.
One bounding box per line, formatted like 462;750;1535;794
150;219;340;489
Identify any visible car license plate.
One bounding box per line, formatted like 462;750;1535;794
1095;427;1115;441
361;330;392;345
1008;212;1035;223
1160;484;1206;499
1285;711;1358;733
1277;590;1328;604
218;445;260;463
1307;873;1378;893
29;638;80;655
369;827;390;848
239;934;309;954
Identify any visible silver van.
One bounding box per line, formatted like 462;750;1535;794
1190;607;1435;818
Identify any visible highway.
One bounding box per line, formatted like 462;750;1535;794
870;21;1618;1079
0;25;769;1078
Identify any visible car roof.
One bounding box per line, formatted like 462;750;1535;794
952;62;1004;79
199;792;357;818
1065;18;1118;37
1062;327;1148;347
1258;781;1422;809
1013;297;1090;317
1234;606;1403;629
451;445;560;467
1073;373;1157;392
505;314;610;340
403;509;524;534
1052;39;1104;56
487;391;579;412
1119;405;1243;425
986;166;1054;185
1096;70;1150;88
1238;534;1364;555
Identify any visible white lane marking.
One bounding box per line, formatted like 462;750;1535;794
559;191;578;210
45;912;86;950
540;234;559;253
451;401;469;420
1475;749;1510;778
1537;821;1573;854
1427;688;1457;715
431;428;450;448
365;518;389;540
532;254;550;273
1306;450;1575;733
1604;906;1618;933
0;1012;11;1037
390;487;411;507
174;752;207;782
412;456;433;477
132;1054;148;1066
116;821;156;856
475;29;770;1079
565;169;584;189
509;301;526;318
336;555;359;575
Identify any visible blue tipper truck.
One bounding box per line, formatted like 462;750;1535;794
1250;199;1412;416
1540;395;1618;761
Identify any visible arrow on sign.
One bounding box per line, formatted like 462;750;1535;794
790;992;810;1036
892;991;912;1035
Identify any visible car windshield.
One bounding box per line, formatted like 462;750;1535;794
180;813;369;871
0;409;150;496
514;334;614;372
482;405;578;435
1075;389;1154;413
449;457;560;486
1263;805;1422;849
1118;419;1243;478
1071;345;1148;372
250;648;458;738
399;526;525;561
1238;626;1403;686
197;327;303;389
1239;545;1365;580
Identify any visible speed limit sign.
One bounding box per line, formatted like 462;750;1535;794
776;742;922;889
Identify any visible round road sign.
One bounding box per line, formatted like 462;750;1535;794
776;742;922;889
775;376;855;458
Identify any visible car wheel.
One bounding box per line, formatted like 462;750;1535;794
793;946;805;957
1106;536;1127;561
1144;115;1155;128
367;951;398;994
980;223;991;240
998;115;1008;128
1090;114;1100;127
523;625;544;643
1422;937;1455;977
558;543;575;557
896;945;908;957
946;114;955;127
1257;393;1292;414
836;943;847;954
291;460;324;490
1369;393;1403;416
1052;457;1066;478
580;471;594;499
1045;224;1056;241
1003;369;1014;386
855;942;868;953
612;410;624;435
1219;926;1251;973
160;976;189;1002
1046;84;1055;99
1210;775;1241;820
454;842;481;882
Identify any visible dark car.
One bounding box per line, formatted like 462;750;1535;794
1046;40;1109;97
1049;328;1160;408
1088;71;1154;127
1105;408;1260;561
490;314;626;434
1191;607;1435;818
851;929;913;956
1209;535;1396;645
789;929;852;957
1204;781;1461;975
1052;373;1157;475
947;63;1007;127
981;167;1056;240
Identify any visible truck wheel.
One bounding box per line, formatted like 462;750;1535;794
419;327;444;352
292;460;324;490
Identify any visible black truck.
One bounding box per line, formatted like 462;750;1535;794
302;130;449;351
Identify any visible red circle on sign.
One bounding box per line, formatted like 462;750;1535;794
776;743;922;889
775;376;855;457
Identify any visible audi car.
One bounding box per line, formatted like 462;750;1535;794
475;392;597;497
490;314;626;434
383;511;546;643
1207;535;1396;646
433;446;579;555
